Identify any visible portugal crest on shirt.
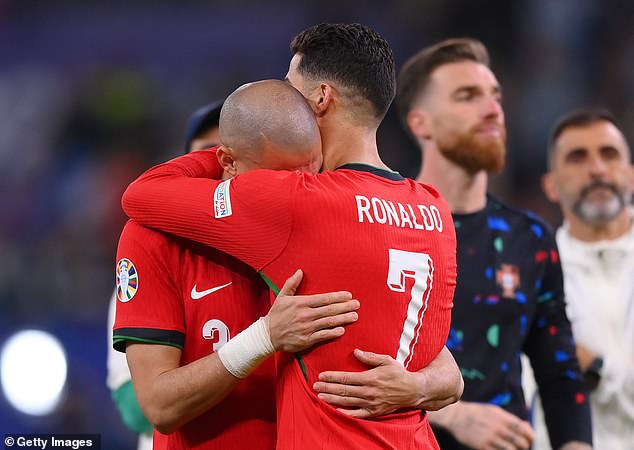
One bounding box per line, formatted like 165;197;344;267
496;263;520;298
116;258;138;302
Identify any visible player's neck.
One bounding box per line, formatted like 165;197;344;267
565;207;633;243
320;121;389;172
416;144;488;214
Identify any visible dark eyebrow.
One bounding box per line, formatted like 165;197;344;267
452;86;480;96
599;145;620;153
452;84;502;97
563;147;588;158
565;145;621;155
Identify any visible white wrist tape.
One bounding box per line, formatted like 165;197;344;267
218;317;276;378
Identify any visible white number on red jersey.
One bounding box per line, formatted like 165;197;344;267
387;249;434;368
202;319;230;352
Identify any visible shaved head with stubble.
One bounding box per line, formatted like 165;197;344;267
217;79;323;177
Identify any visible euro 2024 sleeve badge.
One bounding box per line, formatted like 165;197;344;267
116;258;138;302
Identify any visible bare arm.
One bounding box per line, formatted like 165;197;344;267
127;270;360;434
313;346;463;419
127;342;237;434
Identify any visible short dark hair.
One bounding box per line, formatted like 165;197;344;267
183;100;224;153
397;38;490;125
290;23;395;122
547;108;621;168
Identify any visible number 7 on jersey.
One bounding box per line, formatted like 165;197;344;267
387;249;434;368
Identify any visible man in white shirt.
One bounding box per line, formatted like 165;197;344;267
533;108;634;449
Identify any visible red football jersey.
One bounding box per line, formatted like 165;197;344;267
123;151;457;450
113;220;276;450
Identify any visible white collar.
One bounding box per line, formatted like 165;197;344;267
557;210;634;266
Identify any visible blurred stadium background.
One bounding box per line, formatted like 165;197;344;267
0;1;632;448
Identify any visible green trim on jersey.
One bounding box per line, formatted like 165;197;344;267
258;271;309;383
113;335;184;351
111;380;153;435
334;163;404;180
259;272;280;295
113;327;185;352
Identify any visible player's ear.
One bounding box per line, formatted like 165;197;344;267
407;108;431;140
313;82;335;117
217;145;238;177
541;172;560;203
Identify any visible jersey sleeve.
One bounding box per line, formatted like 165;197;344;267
107;290;132;388
113;220;185;352
522;235;592;448
121;150;295;271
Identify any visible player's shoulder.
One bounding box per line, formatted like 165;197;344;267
230;169;303;195
236;169;300;182
486;194;555;241
119;219;174;251
237;168;361;191
316;165;421;192
414;180;444;199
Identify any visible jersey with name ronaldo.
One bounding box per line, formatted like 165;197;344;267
122;151;458;449
113;220;276;450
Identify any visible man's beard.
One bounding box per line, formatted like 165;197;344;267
572;180;630;225
437;126;506;174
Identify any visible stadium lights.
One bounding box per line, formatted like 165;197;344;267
1;329;68;416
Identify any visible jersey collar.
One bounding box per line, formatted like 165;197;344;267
335;163;405;181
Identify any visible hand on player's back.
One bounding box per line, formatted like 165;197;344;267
266;269;360;353
313;349;418;418
313;345;463;418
